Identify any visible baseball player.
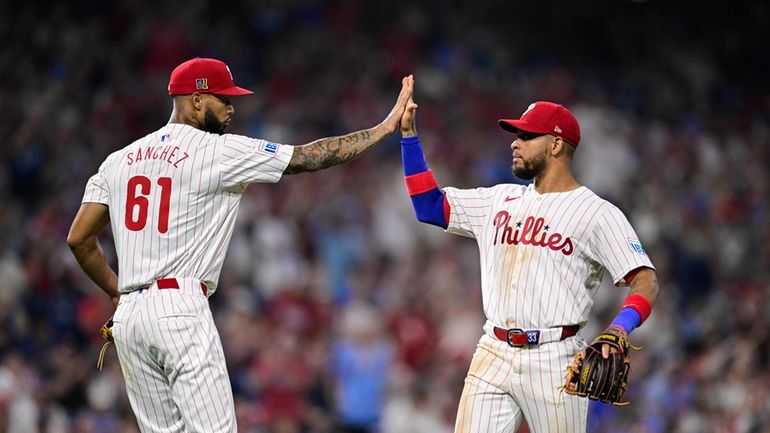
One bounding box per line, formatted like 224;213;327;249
398;92;659;433
67;57;414;433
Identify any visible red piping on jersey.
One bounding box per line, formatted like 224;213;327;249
443;195;451;224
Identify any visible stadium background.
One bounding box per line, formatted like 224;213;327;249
1;1;769;432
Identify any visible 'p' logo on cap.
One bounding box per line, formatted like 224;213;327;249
498;101;581;147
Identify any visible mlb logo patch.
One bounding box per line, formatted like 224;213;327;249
628;238;646;254
195;78;208;90
160;133;170;142
258;141;278;155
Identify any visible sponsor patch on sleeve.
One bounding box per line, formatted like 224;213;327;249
258;141;278;155
628;238;646;254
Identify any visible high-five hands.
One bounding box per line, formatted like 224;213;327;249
400;78;418;138
380;75;415;135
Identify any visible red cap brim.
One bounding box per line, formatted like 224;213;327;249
498;119;551;135
213;86;254;96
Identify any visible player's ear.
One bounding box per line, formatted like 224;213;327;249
550;136;564;156
552;138;575;159
191;93;204;110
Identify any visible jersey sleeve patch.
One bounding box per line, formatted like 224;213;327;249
628;238;646;254
257;141;278;155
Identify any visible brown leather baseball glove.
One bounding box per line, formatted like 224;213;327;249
562;325;631;406
97;317;114;371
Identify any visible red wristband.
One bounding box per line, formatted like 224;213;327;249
623;293;652;324
405;170;439;196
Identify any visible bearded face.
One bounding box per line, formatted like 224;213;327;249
512;144;548;180
201;107;227;135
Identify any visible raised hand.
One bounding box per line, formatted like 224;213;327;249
400;91;418;138
284;74;417;174
379;74;414;135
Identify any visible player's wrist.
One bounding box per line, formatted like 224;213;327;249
372;122;395;140
610;307;641;334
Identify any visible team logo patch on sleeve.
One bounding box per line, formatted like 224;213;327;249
628;238;646;254
258;141;278;155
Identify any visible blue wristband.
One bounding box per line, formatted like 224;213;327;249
611;307;642;334
401;136;428;175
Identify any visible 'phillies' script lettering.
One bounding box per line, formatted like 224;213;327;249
492;212;574;255
125;145;190;168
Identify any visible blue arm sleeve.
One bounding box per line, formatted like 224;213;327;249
611;307;642;334
401;136;448;229
412;189;447;228
401;136;429;175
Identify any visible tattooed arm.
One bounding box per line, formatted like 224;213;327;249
604;267;659;348
285;128;388;174
627;267;659;307
284;75;414;175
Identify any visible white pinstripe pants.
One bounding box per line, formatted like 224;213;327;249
454;334;589;433
112;280;236;433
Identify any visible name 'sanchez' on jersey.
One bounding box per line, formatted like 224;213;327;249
492;211;574;255
125;142;190;168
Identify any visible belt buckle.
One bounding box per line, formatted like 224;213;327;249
506;328;541;347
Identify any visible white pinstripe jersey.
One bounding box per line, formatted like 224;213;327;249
443;183;653;332
82;123;294;294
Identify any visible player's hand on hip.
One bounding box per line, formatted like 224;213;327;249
379;75;414;136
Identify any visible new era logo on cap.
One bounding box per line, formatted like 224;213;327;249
498;101;581;147
168;58;253;96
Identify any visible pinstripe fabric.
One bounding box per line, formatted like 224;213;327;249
81;124;294;432
443;183;653;331
82;123;293;294
113;280;234;433
455;335;588;433
443;183;653;433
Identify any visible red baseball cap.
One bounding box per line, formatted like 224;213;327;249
168;58;253;96
498;101;581;147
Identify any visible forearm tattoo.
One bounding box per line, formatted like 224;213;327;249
629;269;659;303
285;129;381;174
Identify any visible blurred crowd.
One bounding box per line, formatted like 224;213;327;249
1;1;769;432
